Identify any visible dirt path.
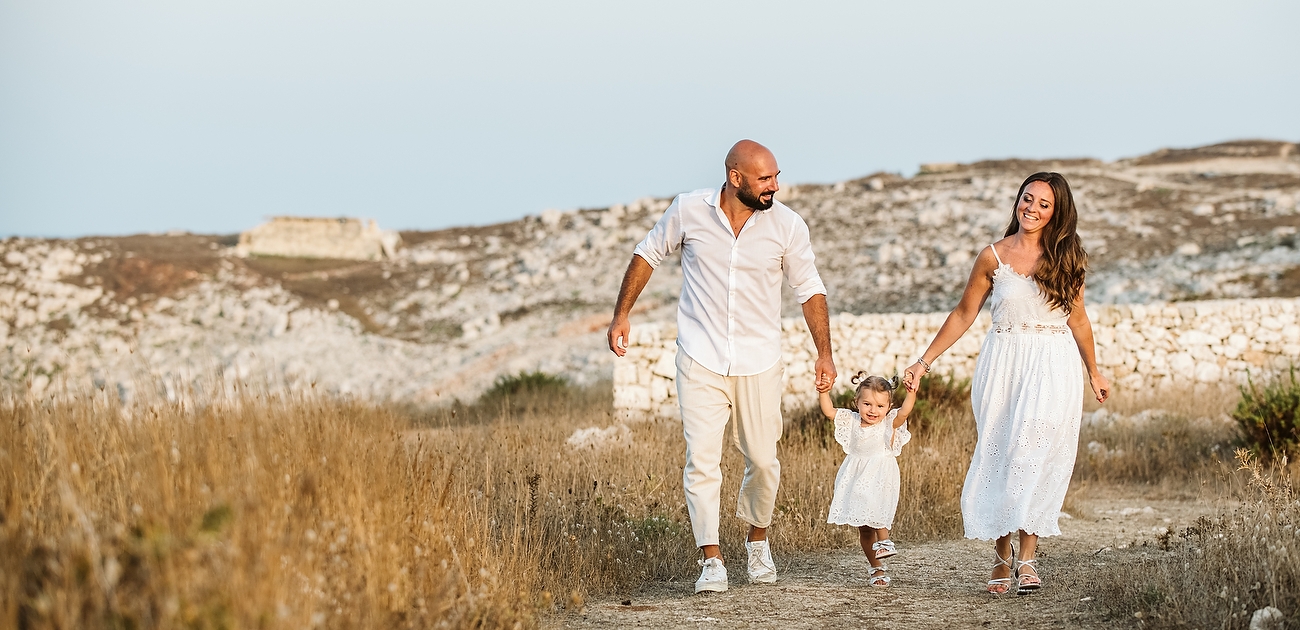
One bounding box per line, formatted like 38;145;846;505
545;496;1214;629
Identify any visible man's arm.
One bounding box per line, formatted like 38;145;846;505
608;255;654;356
801;293;837;389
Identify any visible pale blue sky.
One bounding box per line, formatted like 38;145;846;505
1;1;1297;238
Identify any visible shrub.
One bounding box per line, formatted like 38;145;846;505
907;373;971;435
1234;367;1300;459
483;370;570;400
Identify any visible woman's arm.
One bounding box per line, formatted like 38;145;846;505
1066;287;1109;404
903;246;998;389
893;385;918;428
818;389;838;420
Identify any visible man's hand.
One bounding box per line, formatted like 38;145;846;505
608;316;631;357
814;354;836;394
609;256;655;357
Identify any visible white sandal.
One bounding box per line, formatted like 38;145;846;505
1015;558;1041;595
987;546;1014;594
868;564;891;587
871;539;897;559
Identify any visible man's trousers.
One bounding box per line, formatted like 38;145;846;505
675;350;785;547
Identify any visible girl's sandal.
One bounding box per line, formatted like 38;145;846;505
987;546;1014;594
871;539;897;559
868;565;891;587
1015;558;1041;595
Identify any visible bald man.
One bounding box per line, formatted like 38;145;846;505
609;140;836;593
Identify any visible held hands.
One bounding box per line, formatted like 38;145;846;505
902;362;927;392
1090;371;1110;404
607;316;630;357
814;355;837;394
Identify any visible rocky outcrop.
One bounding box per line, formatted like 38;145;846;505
236;217;401;261
2;140;1298;405
613;298;1300;418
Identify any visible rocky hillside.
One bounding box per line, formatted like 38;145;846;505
3;140;1298;404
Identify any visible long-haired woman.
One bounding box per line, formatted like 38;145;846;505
903;172;1109;595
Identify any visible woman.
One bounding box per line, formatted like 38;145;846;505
902;172;1109;595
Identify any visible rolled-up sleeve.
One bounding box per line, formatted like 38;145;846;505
632;195;684;269
783;216;826;303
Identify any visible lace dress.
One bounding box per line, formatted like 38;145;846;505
961;244;1084;540
826;408;911;529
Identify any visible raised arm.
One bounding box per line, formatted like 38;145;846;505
607;255;654;356
902;246;998;390
1066;286;1110;404
893;385;917;428
818;388;837;420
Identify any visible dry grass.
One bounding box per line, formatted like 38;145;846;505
0;393;536;629
3;377;1293;629
1087;452;1299;628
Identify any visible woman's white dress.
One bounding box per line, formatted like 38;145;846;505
826;408;911;529
961;244;1084;540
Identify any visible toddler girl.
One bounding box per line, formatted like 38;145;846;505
817;371;917;587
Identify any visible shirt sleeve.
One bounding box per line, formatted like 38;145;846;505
631;195;684;269
833;408;856;450
783;213;827;303
884;408;911;456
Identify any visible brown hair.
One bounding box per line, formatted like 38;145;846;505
1004;172;1088;314
851;371;899;407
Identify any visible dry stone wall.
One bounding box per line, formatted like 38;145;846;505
613;298;1300;419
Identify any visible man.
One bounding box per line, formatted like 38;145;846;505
608;140;836;593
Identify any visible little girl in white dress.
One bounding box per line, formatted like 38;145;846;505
816;371;918;587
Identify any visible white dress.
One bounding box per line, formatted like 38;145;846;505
826;408;911;529
961;244;1084;540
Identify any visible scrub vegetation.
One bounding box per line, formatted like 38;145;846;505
2;375;1295;629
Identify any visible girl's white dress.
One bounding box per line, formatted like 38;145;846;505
961;244;1084;540
826;408;911;528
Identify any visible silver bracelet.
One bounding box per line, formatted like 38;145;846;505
916;357;932;374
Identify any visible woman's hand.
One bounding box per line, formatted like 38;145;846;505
902;362;926;392
1089;371;1110;404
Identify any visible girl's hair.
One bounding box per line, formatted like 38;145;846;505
1004;172;1088;315
851;371;899;407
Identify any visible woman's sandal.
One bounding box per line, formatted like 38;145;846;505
1015;558;1041;595
871;539;897;559
987;546;1014;594
868;564;891;587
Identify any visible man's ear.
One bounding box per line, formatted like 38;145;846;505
727;168;743;189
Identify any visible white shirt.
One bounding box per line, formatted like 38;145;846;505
633;188;826;376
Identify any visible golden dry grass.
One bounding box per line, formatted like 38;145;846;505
1086;452;1299;628
1;378;1290;629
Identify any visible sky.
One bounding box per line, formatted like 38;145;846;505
1;1;1298;238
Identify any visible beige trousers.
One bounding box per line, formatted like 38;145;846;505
675;350;785;547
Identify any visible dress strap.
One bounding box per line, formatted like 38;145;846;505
989;243;1003;265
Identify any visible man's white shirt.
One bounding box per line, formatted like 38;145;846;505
633;188;826;377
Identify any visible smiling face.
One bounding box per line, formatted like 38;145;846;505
1015;180;1056;234
725;140;781;211
856;389;893;425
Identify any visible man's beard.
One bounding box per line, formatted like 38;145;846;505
735;181;774;210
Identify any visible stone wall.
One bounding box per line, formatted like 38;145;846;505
613;298;1300;418
237;217;401;261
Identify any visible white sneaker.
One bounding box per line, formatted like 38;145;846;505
694;557;728;593
745;540;778;583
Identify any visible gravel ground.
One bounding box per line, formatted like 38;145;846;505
546;497;1214;630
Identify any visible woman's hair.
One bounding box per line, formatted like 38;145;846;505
1004;172;1088;314
851;371;899;407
